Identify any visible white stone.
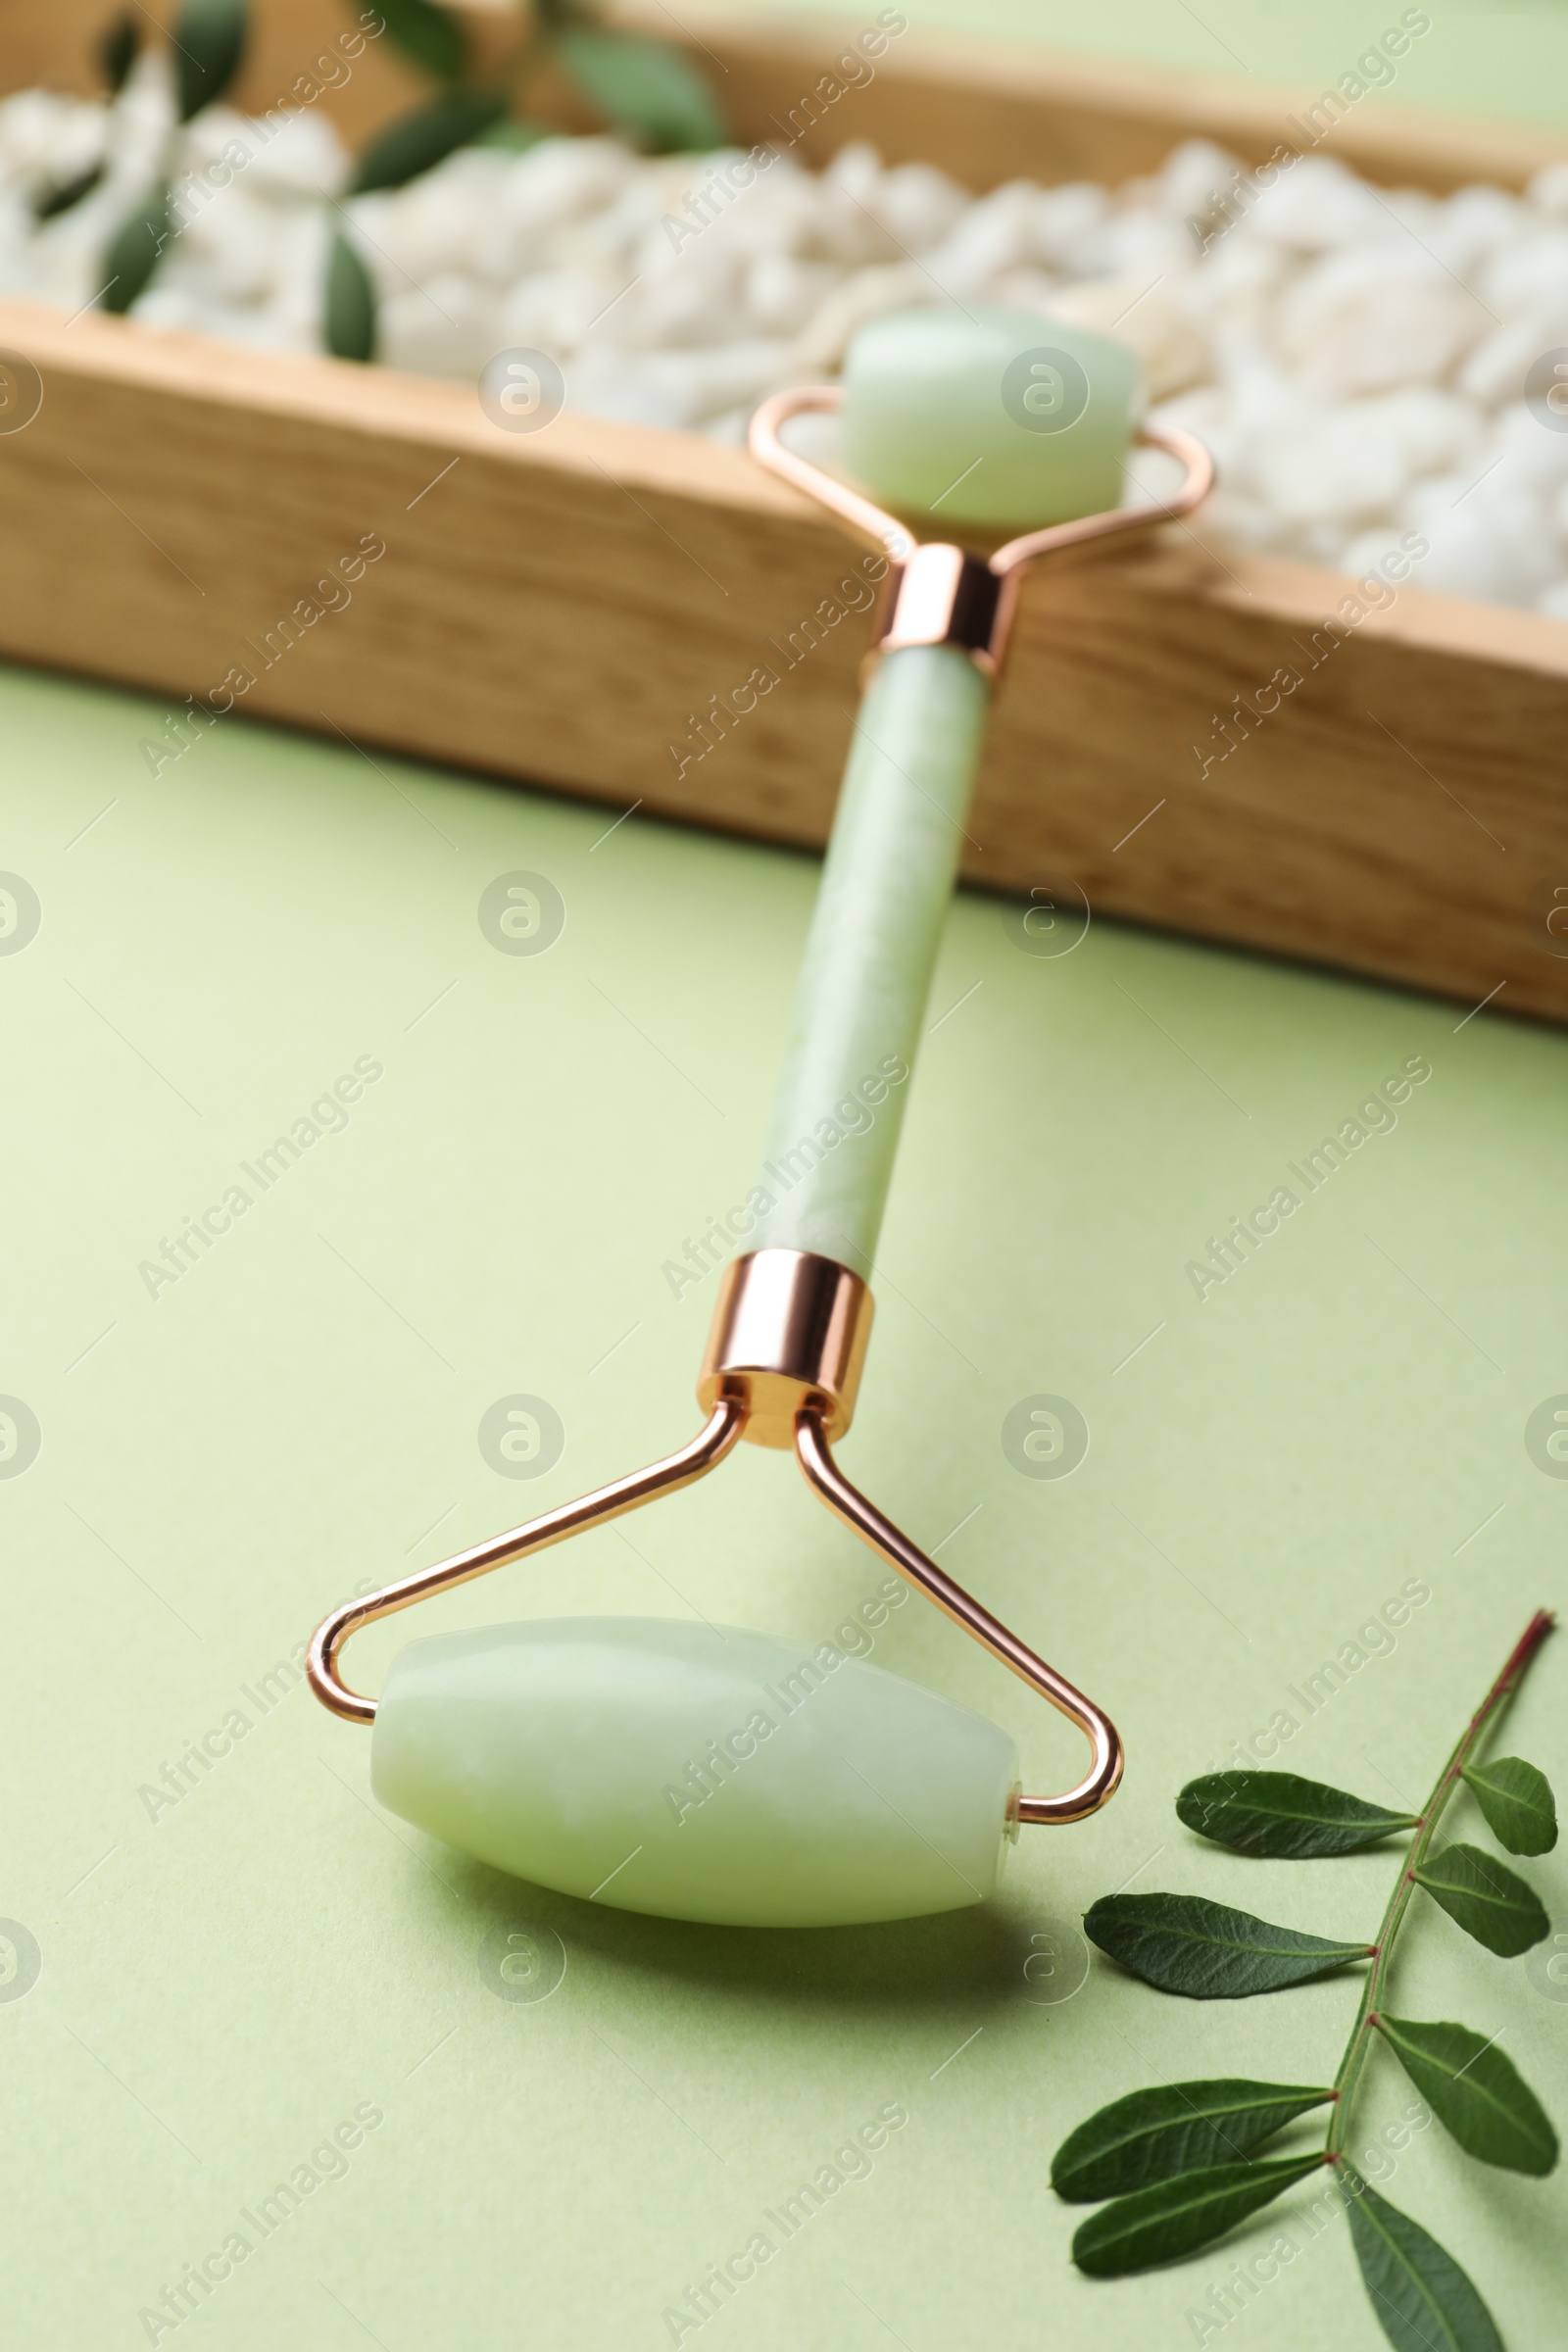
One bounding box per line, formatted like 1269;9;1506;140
859;158;969;252
380;273;500;380
1191;488;1285;554
744;251;842;336
1458;304;1568;409
1341;525;1430;585
498;267;624;357
1482;229;1568;318
611;257;746;353
815;182;903;270
791;262;930;370
0;73;1559;621
918;181;1040;295
496;135;638;235
984;267;1067;316
170;191;283;306
1248;405;1408;527
571;337;793;430
1047;277;1211;400
184;103;348;201
1155;137;1247;230
1098;210;1200;281
1179;234;1291;339
1361;385;1485;476
1275;247;1483;395
1025;180;1109;268
1403;473;1558;607
1424;183;1525;278
1489;398;1568;481
0;91;73;177
1528;163;1568;220
1246;154;1395;252
354;172;497;287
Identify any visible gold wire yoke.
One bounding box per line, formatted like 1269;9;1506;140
308;1398;747;1730
308;1250;1123;1828
746;384;1214;679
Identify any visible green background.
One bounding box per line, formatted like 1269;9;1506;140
766;0;1568;133
5;5;1568;2347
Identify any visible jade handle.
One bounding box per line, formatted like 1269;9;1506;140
749;643;991;1275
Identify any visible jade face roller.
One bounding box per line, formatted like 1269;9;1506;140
308;308;1212;1931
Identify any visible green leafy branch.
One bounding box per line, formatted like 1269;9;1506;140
33;0;257;316
65;3;722;360
1054;1608;1558;2349
30;9;141;222
326;0;725;361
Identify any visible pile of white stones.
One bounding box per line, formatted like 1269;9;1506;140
3;56;1567;613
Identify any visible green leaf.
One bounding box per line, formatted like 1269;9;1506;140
1347;2180;1503;2352
349;90;509;193
98;11;142;97
33;162;107;222
1415;1842;1549;1958
100;181;173;314
1376;2015;1559;2175
554;27;724;154
1084;1892;1372;1999
361;0;466;85
1051;2079;1334;2203
323;229;377;363
1178;1771;1415;1859
474;119;552;154
172;0;249;123
1463;1756;1558;1855
1071;2154;1326;2278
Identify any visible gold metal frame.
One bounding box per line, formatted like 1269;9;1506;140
308;1397;747;1731
308;386;1215;1831
746;384;1214;678
309;1250;1123;1825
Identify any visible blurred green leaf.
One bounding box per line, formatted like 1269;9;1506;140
1178;1770;1415;1859
1415;1843;1549;1958
1376;2016;1558;2174
324;228;377;362
474;118;552;154
1347;2180;1503;2352
100;181;173;313
98;10;141;97
1071;2155;1325;2278
360;0;466;85
1051;2078;1334;2203
1463;1756;1558;1856
350;90;509;193
554;27;724;154
33;162;107;222
172;0;249;123
1084;1891;1372;1999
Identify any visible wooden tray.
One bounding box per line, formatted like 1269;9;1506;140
1;1;1564;1021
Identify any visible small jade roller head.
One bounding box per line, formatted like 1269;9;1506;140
840;306;1144;528
749;306;1204;684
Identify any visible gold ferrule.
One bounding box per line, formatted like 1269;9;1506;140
866;543;1004;680
697;1249;873;1448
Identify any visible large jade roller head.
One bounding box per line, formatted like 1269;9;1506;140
307;315;1212;1933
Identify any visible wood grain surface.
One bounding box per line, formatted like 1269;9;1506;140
0;8;1561;1018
